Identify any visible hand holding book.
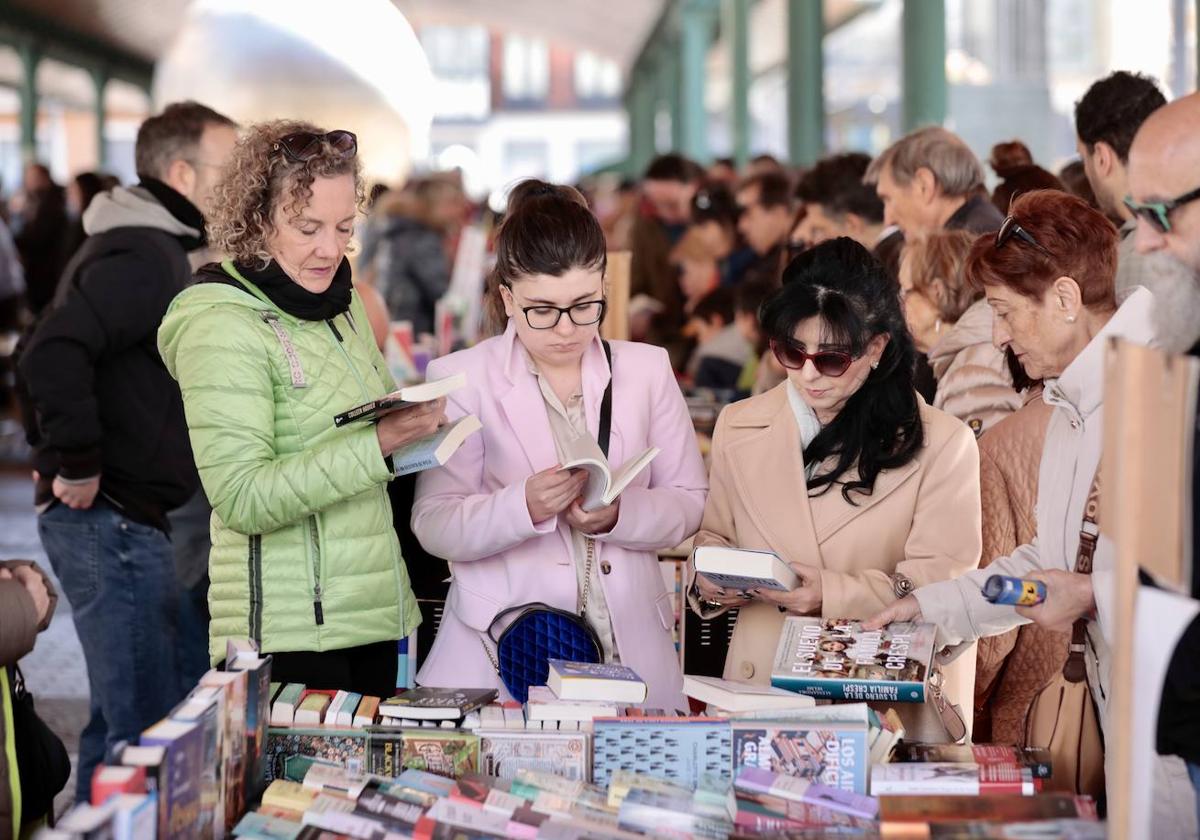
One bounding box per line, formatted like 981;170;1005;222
862;593;924;631
563;497;619;535
525;465;589;524
376;397;447;457
751;562;823;614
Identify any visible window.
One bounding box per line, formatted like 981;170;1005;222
502;35;550;102
420;25;489;79
574;51;622;101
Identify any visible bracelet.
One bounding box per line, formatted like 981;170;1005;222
891;572;915;598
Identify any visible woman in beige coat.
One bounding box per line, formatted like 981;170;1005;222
691;238;982;742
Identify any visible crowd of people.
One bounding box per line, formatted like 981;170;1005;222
3;66;1200;837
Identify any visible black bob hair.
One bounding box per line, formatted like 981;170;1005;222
760;237;924;502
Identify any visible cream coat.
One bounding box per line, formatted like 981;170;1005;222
691;383;982;741
928;299;1022;436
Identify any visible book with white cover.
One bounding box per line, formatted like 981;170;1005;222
392;415;482;477
334;371;467;426
560;433;659;512
525;685;620;721
692;546;799;592
547;661;647;704
682;675;815;713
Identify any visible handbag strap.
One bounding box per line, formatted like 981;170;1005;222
598;340;613;458
1064;468;1102;683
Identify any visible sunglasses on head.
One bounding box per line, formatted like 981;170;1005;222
1124;185;1200;234
995;214;1055;258
770;339;856;377
272;130;357;163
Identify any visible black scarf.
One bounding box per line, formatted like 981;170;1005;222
233;257;354;322
139;177;207;251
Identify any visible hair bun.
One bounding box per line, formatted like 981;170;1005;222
506;178;588;215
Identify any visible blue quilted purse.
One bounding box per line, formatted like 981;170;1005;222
483;341;613;704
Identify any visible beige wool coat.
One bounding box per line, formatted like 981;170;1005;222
690;382;982;742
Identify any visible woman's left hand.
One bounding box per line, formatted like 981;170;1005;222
752;562;823;614
564;499;620;535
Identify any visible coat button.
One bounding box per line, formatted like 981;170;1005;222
1070;420;1080;429
600;561;612;575
740;662;755;679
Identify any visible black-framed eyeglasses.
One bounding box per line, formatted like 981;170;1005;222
272;130;357;163
770;339;856;377
1124;185;1200;234
996;214;1055;258
518;299;607;330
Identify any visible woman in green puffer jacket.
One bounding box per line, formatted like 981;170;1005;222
158;122;436;696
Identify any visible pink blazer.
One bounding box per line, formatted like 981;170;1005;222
412;322;707;710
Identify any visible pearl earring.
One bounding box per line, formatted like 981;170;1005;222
1066;315;1076;324
871;361;879;370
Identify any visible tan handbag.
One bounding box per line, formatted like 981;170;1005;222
1024;468;1105;798
1025;672;1105;797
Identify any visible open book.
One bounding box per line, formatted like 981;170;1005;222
560;432;659;512
333;372;467;427
393;415;481;476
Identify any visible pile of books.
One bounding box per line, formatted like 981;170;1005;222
233;759;1102;839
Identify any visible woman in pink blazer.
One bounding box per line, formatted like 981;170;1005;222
412;180;708;710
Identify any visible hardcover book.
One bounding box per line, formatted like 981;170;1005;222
730;720;870;795
770;617;935;703
477;730;591;781
200;668;250;827
171;689;224;839
230;654;274;800
590;717;732;788
379;687;498;721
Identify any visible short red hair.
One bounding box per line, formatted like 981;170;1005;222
965;190;1118;310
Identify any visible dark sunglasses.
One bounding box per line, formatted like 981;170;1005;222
770;339;855;377
1124;185;1200;234
995;214;1055;258
272;130;357;163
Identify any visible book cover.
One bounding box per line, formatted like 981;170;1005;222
616;788;732;840
379;687;498;720
231;654;274;801
590;717;731;788
731;721;870;795
353;696;381;728
293;693;332;726
90;765;146;806
110;792;158;840
334;372;467;427
263;727;369;784
116;745;168;840
270;683;305;727
140;718;204;840
770;617;934;703
232;810;303;839
171;689;224;839
400;729;481;778
332;692;362;728
733;796;876;833
547;661;647;704
692;546;800;592
354;783;426;827
871;762;1038;796
200;668;250;829
891;742;1053;779
394;767;459;798
734;766;878;818
877;792;1097;823
365;726;407;778
393;415;483;476
478;730;591;781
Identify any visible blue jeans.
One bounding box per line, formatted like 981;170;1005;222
167;489;213;691
38;501;185;803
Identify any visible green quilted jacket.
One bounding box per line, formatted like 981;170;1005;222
158;262;420;665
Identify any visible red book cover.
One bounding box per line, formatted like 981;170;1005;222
91;765;146;804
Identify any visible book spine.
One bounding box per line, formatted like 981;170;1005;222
394;455;440;477
769;675;926;703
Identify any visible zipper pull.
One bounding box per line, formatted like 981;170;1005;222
327;319;344;342
314;584;325;625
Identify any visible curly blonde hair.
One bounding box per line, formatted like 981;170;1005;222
208;119;365;266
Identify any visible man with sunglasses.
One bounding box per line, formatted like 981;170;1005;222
1073;72;1200;354
17;101;237;803
1128;89;1200;825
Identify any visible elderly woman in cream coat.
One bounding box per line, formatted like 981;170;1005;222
868;190;1196;835
690;238;982;743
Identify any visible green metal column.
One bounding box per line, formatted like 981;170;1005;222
92;67;109;170
667;43;684;153
678;0;717;162
626;69;656;176
787;0;825;167
18;41;41;165
902;0;947;131
726;0;750;170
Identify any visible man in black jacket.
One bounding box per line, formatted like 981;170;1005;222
18;101;237;802
1127;91;1200;823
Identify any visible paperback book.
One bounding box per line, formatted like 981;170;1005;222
333;372;466;426
591;717;732;788
692;546;799;592
399;729;481;778
891;742;1053;779
379;687;498;721
730;721;870;795
559;432;660;512
477;730;591;781
546;661;647;704
682;674;814;714
771;617;935;702
870;762;1039;796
